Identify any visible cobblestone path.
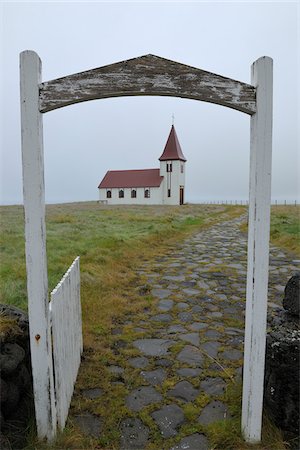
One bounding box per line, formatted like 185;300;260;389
77;214;299;449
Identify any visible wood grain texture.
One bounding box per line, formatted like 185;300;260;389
39;54;256;115
50;257;82;430
242;56;273;443
20;50;57;440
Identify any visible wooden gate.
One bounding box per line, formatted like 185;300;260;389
20;52;272;443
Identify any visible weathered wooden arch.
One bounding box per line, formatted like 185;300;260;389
20;52;273;444
39;54;257;115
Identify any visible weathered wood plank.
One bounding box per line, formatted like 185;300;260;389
50;257;82;430
20;50;57;441
39;54;256;115
242;56;273;443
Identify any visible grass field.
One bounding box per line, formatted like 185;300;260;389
1;202;298;449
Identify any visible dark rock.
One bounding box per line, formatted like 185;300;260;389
0;343;25;375
128;356;149;368
82;388;103;399
133;339;173;357
200;377;226;395
151;314;172;323
264;309;300;437
125;386;162;412
177;345;204;367
155;358;173;367
176;368;202;377
283;273;300;316
170;433;209;450
178;312;193;323
166;325;187;334
189;322;208;331
151;404;185;438
74;413;103;437
141;368;166;385
158;299;174;312
219;349;243;361
108;365;124;375
198;400;231;425
120;418;149;449
178;333;199;346
167;380;199;403
200;341;221;358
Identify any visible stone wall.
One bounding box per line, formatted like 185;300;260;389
264;273;300;444
0;305;34;449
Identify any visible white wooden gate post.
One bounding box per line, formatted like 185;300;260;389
242;56;273;443
20;51;56;440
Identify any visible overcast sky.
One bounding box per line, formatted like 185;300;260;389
1;1;299;204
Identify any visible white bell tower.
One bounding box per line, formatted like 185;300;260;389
159;125;187;205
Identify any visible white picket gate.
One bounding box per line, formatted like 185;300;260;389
49;257;82;430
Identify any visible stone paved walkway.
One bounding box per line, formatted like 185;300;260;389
78;214;299;449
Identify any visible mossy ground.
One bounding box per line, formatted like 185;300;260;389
0;203;294;449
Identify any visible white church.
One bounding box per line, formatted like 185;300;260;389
98;125;187;205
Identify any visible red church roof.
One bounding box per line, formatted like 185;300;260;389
159;125;187;162
98;168;163;189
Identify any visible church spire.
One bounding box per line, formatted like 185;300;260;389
159;125;187;162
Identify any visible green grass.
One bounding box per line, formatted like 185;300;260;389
239;205;300;256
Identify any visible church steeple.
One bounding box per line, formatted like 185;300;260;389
159;125;187;162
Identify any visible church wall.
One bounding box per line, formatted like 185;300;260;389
98;186;163;205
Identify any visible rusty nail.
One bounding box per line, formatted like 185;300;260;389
35;334;41;341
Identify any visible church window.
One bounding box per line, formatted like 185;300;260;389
144;189;150;198
167;163;173;173
168;189;171;197
181;164;184;173
119;189;124;198
131;189;137;198
106;190;111;199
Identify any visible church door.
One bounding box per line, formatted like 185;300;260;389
180;187;184;205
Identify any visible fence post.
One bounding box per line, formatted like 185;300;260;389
242;57;273;443
20;50;56;440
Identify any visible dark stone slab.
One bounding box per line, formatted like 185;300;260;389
191;305;202;313
158;299;174;312
170;433;209;450
283;273;300;316
178;312;194;323
178;333;200;346
152;288;171;299
167;325;187;334
133;339;173;357
82;388;103;399
219;349;243;361
120;418;149;449
190;322;208;331
200;377;226;395
155;358;173;367
74;413;103;437
177;368;202;377
205;329;221;339
151;314;173;323
265;310;300;437
108;365;124;375
200;341;221;358
151;404;185;438
128;356;149;368
167;380;199;403
198;400;231;425
177;345;204;367
141;368;166;386
126;386;162;412
177;302;189;310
